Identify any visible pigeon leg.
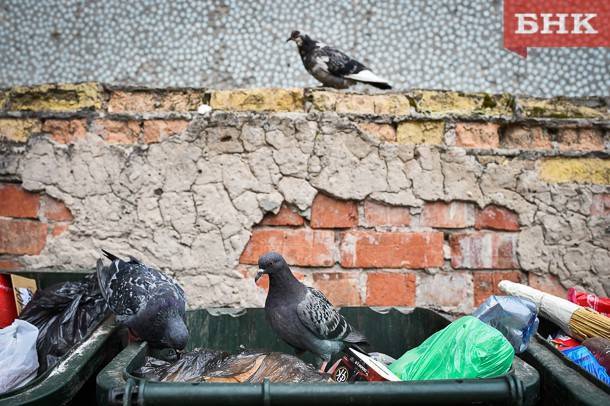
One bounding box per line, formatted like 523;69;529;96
319;360;328;373
127;328;140;343
327;359;342;375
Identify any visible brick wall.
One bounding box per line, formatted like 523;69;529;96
0;84;608;311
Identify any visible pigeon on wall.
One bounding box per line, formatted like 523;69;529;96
256;252;368;371
287;30;391;90
96;250;189;350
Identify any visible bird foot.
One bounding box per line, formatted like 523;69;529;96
127;329;140;343
326;359;342;375
319;360;328;373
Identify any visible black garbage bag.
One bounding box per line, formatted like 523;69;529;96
19;274;110;372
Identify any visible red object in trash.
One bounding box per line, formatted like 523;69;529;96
331;348;400;382
568;287;610;317
552;335;581;351
0;274;18;328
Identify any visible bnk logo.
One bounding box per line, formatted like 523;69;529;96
504;0;609;57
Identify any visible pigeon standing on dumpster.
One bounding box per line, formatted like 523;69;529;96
256;252;368;372
287;30;392;90
96;250;189;350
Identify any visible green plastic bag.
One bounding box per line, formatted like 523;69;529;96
389;316;514;381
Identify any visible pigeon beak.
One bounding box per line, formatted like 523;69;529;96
286;37;293;42
255;269;266;283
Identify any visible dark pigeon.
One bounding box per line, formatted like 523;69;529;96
256;252;368;371
287;30;391;90
96;249;188;350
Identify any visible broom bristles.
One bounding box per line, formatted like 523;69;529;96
569;308;610;341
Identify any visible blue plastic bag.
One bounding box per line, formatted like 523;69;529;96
562;346;610;386
473;295;539;354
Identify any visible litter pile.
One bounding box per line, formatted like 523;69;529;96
135;349;332;383
19;274;109;372
499;280;610;387
133;294;541;385
0;274;110;394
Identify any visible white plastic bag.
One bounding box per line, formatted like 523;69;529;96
0;319;39;394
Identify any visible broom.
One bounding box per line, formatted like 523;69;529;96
498;280;610;341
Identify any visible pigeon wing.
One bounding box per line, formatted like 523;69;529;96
97;254;154;317
314;46;367;77
296;287;364;343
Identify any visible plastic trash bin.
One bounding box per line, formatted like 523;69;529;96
0;271;123;406
97;307;540;406
520;317;610;406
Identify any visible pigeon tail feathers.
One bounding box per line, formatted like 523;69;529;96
344;329;368;345
96;258;112;304
367;82;392;90
344;70;391;89
101;249;120;262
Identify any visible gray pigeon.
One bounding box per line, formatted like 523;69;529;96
287;30;391;90
256;252;368;371
96;250;188;350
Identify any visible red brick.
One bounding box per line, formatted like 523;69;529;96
0;219;47;255
312;272;361;306
40;195;73;222
502;125;551;149
473;271;522;306
421;201;475;228
366;272;415;306
0;184;40;219
310;194;358;229
475;205;520;231
239;228;335;267
591;194;610;216
50;224;69;237
260;204;304;226
363;200;411;227
93;119;141;144
357;122;396;142
450;232;518;269
528;274;567;298
108;91;156;113
142;120;189;143
557;128;604;151
340;231;444;268
455;123;499;148
0;259;22;270
42;119;87;144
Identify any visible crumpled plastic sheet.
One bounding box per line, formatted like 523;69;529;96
473;295;539;354
562;345;610;386
135;348;229;382
135;349;332;383
19;274;110;372
583;337;610;373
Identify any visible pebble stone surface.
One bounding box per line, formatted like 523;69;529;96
0;0;608;97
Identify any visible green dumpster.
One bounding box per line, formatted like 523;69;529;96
97;307;540;405
520;317;610;406
0;271;123;406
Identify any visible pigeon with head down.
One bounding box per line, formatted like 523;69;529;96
257;252;368;372
287;30;392;90
96;250;188;350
